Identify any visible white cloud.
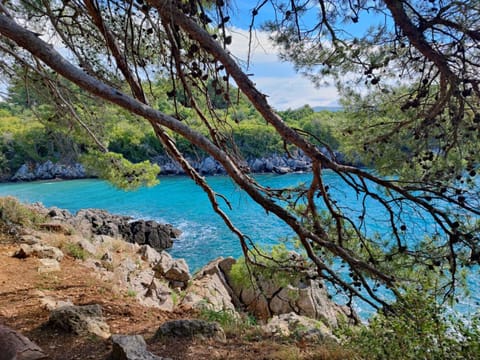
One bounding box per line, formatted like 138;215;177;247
228;27;339;110
253;76;339;110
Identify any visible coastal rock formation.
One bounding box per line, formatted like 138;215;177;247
225;258;354;328
11;161;86;181
181;257;238;313
6;148;358;182
153;153;313;176
33;205;180;252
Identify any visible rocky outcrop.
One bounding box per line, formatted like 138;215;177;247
47;304;111;339
0;324;48;360
155;319;226;342
224;257;355;328
33;205;180;252
11;161;86;181
6;148;359;182
181;257;238;313
153;251;190;289
180;256;353;329
153;153;312;176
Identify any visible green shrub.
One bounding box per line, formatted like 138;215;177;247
64;242;87;260
340;287;480;360
229;243;304;291
0;196;46;227
198;308;257;336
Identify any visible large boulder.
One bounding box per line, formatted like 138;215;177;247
127;220;177;251
47;304;111;339
0;325;47;360
13;243;64;261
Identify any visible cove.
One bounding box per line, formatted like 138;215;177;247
0;174;307;271
0;172;396;271
0;172;478;318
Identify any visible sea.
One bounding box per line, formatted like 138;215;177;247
0;172;478;318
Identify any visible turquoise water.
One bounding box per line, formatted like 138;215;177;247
0;174;304;270
0;172;397;271
0;173;478;317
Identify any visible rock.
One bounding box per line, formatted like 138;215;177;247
11;164;36;181
272;166;292;174
153;252;174;275
75;238;98;256
227;261;353;328
182;257;238;313
19;234;41;245
155;319;226;342
110;335;165;360
164;259;190;283
47;304;111;339
199;157;221;175
38;222;70;234
11;161;86;182
0;324;47;359
38;259;61;273
153;252;190;289
128;269;155;294
28;204;180;253
262;313;338;343
141;279;174;311
128;221;175;251
138;245;162;265
250;158;266;173
14;244;64;261
40;297;74;311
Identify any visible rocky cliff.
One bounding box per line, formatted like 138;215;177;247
8;148;353;182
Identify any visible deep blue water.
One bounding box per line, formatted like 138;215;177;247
0;173;478;318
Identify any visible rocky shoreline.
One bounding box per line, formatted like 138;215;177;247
0;199;356;358
7;149;353;182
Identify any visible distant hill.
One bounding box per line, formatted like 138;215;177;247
313;105;343;112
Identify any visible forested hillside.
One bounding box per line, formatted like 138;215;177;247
0;78;341;180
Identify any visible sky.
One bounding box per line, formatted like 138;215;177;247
225;1;341;110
